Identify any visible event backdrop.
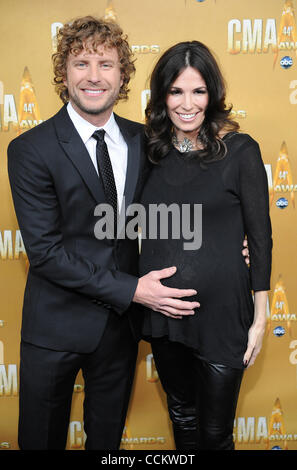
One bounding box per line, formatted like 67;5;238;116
0;0;297;451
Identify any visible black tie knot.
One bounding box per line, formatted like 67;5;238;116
92;129;105;142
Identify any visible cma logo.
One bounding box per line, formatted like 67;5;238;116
234;417;269;443
68;421;86;449
131;45;160;54
228;19;279;54
228;18;297;54
0;342;18;396
0;230;27;260
0;364;18;396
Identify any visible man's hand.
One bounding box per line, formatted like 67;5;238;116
242;239;250;265
133;266;200;319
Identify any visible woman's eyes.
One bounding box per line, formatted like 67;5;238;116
168;88;207;95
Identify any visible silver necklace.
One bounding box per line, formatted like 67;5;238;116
172;135;195;153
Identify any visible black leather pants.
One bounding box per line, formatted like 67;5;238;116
150;337;244;451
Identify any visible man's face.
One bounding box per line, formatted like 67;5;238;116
63;43;123;125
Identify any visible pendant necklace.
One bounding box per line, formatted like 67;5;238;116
172;135;196;153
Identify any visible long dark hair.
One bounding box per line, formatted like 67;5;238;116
145;41;239;164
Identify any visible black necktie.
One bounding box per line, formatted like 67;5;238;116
92;130;118;234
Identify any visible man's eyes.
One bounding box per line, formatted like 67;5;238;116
74;62;114;68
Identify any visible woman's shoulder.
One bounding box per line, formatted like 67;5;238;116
221;131;258;146
215;133;263;176
222;132;261;160
222;132;265;176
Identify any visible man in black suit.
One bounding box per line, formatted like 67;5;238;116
7;16;199;450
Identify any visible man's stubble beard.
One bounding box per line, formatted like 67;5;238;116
70;90;120;116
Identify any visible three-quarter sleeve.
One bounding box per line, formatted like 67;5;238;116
238;137;273;291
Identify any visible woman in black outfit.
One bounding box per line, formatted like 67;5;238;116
139;41;272;450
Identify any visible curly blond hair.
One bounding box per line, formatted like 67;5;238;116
52;16;135;103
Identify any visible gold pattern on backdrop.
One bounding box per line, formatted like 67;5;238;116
121;421;134;450
0;341;3;364
269;275;292;336
146;353;159;383
266;398;288;450
18;67;42;135
274;0;297;67
104;1;117;21
1;0;297;451
270;142;295;208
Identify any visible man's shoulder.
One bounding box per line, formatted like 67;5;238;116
114;114;144;134
9;107;70;154
8;107;65;150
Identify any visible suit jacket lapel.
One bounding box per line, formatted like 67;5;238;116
53;107;142;219
53;105;106;204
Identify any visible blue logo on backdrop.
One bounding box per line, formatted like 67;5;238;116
280;56;293;69
273;326;285;337
272;446;283;450
276;197;288;209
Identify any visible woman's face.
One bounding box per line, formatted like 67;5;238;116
166;66;209;141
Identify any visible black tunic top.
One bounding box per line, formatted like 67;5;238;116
138;133;272;369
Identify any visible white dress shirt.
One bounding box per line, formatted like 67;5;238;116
67;102;128;211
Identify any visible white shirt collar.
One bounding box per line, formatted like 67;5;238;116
67;102;121;144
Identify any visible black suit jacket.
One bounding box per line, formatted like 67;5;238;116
7;105;148;353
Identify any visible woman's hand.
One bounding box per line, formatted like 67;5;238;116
243;320;266;368
243;291;268;368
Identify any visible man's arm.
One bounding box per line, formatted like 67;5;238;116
7;136;138;314
8;136;198;317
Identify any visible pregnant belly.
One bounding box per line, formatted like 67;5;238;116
139;239;251;304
